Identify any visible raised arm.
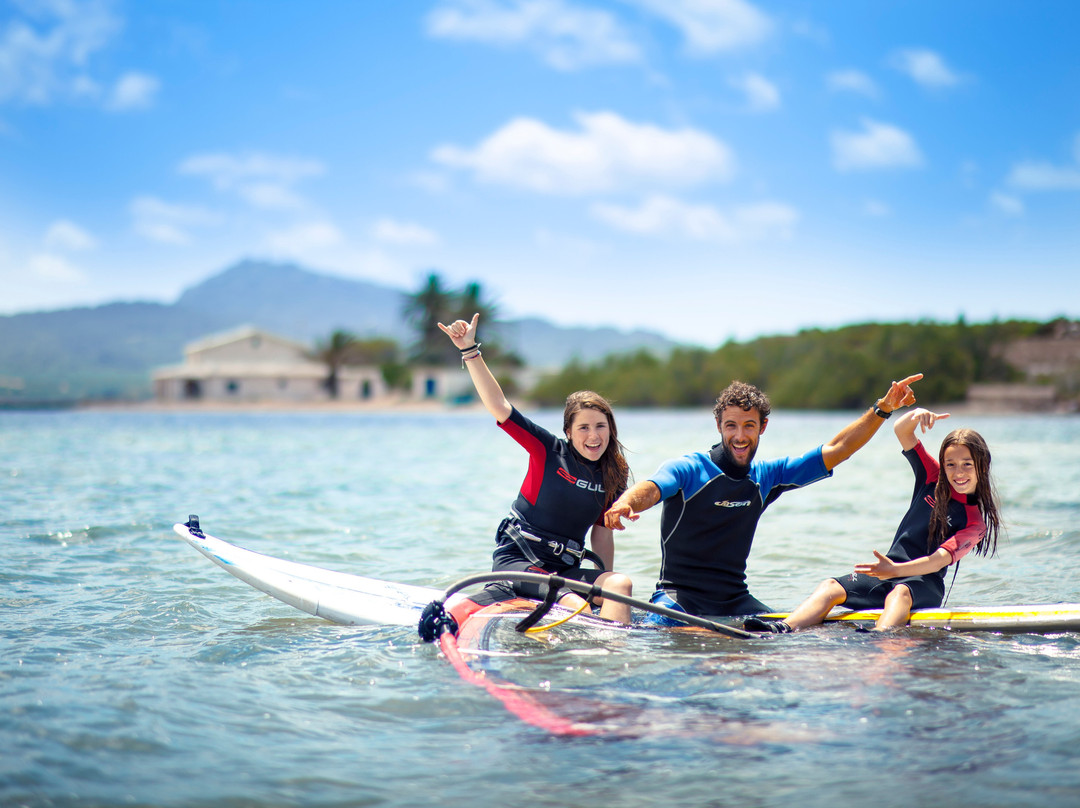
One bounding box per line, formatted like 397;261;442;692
893;408;951;451
604;480;662;530
820;373;922;471
437;313;512;423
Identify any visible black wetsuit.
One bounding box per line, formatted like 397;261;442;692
475;407;616;604
838;441;986;610
648;441;831;617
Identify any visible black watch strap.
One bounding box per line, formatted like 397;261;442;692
873;403;892;419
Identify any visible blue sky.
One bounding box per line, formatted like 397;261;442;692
2;0;1078;346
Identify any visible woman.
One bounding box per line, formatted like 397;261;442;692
438;313;634;623
746;408;1002;632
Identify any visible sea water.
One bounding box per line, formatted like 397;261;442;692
2;407;1079;808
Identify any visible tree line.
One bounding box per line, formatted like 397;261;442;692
316;273;1056;409
528;318;1047;409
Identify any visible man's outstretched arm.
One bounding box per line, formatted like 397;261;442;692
605;481;662;530
820;373;922;471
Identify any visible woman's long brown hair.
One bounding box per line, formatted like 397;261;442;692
928;428;1001;557
562;390;630;510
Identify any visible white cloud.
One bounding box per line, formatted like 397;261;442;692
890;48;962;88
729;71;779;112
627;0;773;54
0;0;121;105
130;196;220;245
831;118;923;172
44;219;97;251
1007;161;1080;191
590;194;798;242
432;111;735;194
266;221;344;253
106;70;159;110
1004;133;1080;192
426;0;640;70
29;252;85;282
827;69;878;98
989;191;1024;216
178;152;325;209
372;218;440;246
236;182;306;210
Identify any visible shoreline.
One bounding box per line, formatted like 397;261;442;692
50;398;1078;416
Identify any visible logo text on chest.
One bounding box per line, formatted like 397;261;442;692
557;468;604;492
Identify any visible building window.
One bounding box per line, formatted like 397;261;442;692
183;379;202;400
361;379;372;399
425;376;437;398
226;380;240;395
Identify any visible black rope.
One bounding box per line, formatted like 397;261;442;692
941;560;960;607
513;577;564;633
420;571;752;639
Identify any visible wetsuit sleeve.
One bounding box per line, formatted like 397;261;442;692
648;453;711;501
906;441;939;486
757;446;831;496
939;510;986;564
497;406;560;507
498;406;558;448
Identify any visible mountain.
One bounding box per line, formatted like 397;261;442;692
175;260;410;342
0;260;680;403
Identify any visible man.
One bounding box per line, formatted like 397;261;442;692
604;374;922;622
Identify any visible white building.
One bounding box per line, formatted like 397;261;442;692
153;326;482;405
153;326;390;404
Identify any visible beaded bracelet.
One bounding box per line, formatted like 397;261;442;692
460;348;481;368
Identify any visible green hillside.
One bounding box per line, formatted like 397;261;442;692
530;318;1051;410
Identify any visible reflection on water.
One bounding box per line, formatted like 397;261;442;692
2;409;1079;807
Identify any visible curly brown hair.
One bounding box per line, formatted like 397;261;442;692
712;381;771;423
563;390;630;509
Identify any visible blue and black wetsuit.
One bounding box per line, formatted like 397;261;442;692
648;441;831;618
473;407;617;605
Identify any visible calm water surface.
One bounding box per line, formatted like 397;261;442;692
3;408;1079;807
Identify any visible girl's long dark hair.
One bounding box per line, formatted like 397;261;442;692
563;390;630;510
928;428;1001;557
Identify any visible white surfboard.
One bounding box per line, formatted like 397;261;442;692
176;520;1080;634
174;520;446;626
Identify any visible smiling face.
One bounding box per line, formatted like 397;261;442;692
717;405;767;468
943;444;978;495
566;407;611;462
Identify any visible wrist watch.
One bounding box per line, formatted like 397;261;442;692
873;400;892;419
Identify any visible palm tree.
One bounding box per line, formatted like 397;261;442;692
403;273;456;364
313;330;358;399
455;281;497;324
403;274;519;366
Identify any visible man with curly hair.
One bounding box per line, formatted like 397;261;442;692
605;375;922;622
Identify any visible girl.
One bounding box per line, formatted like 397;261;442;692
438;314;634;623
746;408;1002;632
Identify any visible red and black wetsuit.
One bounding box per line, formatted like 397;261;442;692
474;407;617;604
838;440;986;610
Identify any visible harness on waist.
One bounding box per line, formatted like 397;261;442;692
499;509;606;570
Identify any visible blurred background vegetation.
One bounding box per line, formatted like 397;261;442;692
529;318;1047;409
